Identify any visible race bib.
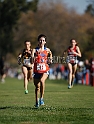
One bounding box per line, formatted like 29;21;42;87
23;59;31;66
37;63;46;71
67;56;77;63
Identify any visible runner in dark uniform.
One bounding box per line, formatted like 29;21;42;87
18;40;33;94
64;39;81;89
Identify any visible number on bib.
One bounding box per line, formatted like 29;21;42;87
23;59;30;65
37;63;46;71
67;56;77;64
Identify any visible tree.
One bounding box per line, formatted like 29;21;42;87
13;1;94;60
85;4;94;16
85;0;94;16
0;0;39;57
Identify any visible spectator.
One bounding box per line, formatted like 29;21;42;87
0;56;6;83
89;57;94;86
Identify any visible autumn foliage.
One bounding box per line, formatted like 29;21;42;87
13;1;94;61
0;0;94;64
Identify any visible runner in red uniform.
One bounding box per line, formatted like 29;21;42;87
32;34;52;107
18;40;33;94
64;39;81;89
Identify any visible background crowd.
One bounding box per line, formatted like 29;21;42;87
1;57;94;86
49;58;94;86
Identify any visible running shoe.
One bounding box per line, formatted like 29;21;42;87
25;90;28;94
1;79;5;83
68;85;72;89
71;84;73;88
35;99;39;108
34;103;39;108
40;98;45;105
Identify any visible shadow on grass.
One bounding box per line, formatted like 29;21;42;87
0;105;70;111
0;105;93;111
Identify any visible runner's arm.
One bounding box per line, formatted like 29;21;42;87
31;49;36;63
47;48;52;63
71;46;81;57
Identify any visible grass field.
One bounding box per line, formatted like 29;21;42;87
0;77;94;124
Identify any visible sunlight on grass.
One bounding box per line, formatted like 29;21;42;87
0;77;94;124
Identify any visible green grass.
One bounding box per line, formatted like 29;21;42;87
0;77;94;124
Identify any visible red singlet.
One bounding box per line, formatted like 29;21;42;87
34;48;49;73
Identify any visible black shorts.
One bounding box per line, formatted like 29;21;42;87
69;62;77;66
23;65;32;70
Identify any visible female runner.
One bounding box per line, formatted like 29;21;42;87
18;40;33;94
64;39;81;89
32;34;52;107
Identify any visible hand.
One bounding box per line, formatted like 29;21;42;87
18;57;21;65
47;58;52;64
71;49;75;54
